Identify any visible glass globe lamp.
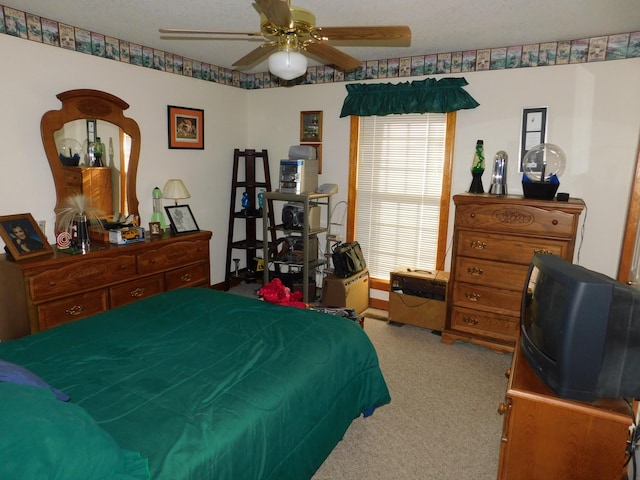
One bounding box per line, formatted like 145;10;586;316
522;143;567;199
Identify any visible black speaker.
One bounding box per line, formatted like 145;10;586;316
281;203;320;229
282;203;304;228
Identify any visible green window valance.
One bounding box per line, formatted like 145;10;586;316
339;77;480;117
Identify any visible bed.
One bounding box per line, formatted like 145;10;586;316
0;287;390;480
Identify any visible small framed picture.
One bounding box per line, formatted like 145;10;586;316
149;221;163;236
520;107;548;170
86;119;97;143
168;105;204;149
301;143;322;174
164;205;200;234
0;213;53;261
300;111;322;142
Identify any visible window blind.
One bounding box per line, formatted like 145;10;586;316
356;113;446;280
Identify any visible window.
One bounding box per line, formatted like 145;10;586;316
347;113;455;285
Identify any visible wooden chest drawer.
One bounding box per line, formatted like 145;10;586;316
450;306;519;342
455;256;529;290
62;167;83;187
29;255;137;300
37;290;109;330
455;203;577;237
137;239;209;274
452;281;522;317
457;231;568;264
110;274;165;308
165;262;208;290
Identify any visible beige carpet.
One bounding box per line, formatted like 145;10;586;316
313;315;513;480
228;284;513;479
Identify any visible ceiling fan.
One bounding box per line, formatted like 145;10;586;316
159;0;411;80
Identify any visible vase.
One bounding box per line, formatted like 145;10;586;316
76;214;90;252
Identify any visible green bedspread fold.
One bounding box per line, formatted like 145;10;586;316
0;288;390;480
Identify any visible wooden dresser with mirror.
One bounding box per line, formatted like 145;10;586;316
0;89;212;341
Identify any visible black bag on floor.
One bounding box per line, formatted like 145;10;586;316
332;241;366;278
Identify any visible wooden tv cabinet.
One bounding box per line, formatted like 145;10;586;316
497;344;633;480
0;230;211;340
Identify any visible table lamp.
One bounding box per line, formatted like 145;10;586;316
163;179;190;205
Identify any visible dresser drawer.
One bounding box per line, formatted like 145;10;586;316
457;231;568;264
110;274;165;308
455;256;529;290
62;167;83;187
137;239;209;274
450;306;519;342
37;290;109;330
455;203;578;237
452;281;522;316
165;261;208;290
29;255;137;300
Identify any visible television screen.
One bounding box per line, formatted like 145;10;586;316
520;254;640;401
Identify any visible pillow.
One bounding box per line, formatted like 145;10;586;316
0;358;70;401
0;383;149;480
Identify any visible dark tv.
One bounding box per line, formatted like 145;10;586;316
520;253;640;402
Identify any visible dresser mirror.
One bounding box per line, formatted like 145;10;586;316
41;89;141;223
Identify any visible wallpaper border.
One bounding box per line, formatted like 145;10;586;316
2;4;639;90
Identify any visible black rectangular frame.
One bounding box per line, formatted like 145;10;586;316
164;205;200;234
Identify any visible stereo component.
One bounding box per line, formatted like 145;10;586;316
279;159;319;194
281;203;320;230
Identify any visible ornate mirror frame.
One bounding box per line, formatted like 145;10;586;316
41;89;141;220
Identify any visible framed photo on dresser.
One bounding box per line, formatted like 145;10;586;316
0;213;52;261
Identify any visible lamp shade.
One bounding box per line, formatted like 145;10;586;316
163;179;190;205
268;49;308;80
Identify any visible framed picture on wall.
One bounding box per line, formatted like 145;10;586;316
519;107;547;171
168;105;204;149
300;111;323;142
0;213;52;261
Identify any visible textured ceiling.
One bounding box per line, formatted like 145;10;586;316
4;0;640;73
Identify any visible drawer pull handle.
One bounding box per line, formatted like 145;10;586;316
465;292;481;302
470;213;476;218
462;316;479;325
119;264;128;270
552;220;558;225
130;288;145;298
534;248;553;255
65;305;84;316
470;241;487;250
498;402;508;415
49;281;57;287
180;273;193;283
467;266;484;276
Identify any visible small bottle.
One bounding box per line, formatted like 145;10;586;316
241;192;250;211
469;139;485;193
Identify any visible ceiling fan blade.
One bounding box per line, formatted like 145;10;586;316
233;42;278;67
304;41;362;71
159;28;263;37
255;0;293;29
313;25;411;42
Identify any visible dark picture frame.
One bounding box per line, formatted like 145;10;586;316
0;213;53;261
164;205;200;234
149;221;162;236
300;110;323;142
168;105;204;149
519;107;548;171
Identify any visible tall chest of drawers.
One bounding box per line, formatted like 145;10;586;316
442;194;585;353
0;230;212;340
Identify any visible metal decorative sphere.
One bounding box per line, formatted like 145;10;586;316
522;143;567;183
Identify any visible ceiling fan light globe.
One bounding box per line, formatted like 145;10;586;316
268;50;307;80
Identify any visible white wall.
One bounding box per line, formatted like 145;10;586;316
1;34;248;282
2;31;640;284
248;59;640;279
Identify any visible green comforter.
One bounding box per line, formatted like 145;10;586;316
0;288;390;479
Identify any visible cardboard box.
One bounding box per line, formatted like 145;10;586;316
389;267;449;331
321;268;369;315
